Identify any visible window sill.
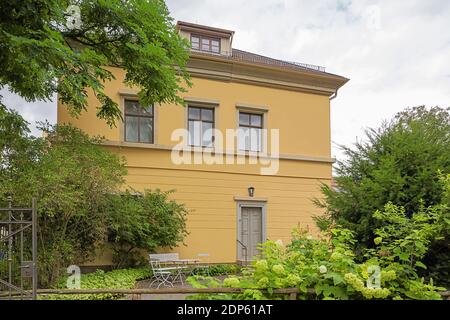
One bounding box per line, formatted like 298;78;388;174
190;49;230;57
104;141;164;150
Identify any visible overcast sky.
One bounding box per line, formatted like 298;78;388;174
2;0;449;160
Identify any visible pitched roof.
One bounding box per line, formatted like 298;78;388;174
176;21;234;37
177;21;347;79
189;48;349;92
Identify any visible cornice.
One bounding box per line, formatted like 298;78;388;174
186;54;348;96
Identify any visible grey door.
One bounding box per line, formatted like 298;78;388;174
240;206;263;261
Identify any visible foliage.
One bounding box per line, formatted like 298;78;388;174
1;120;126;286
41;267;152;300
0;104;43;195
314;106;450;284
189;225;445;300
368;201;446;273
1;107;190;286
0;0;190;126
186;275;233;300
191;264;242;277
424;173;450;285
106;189;189;268
184;265;242;300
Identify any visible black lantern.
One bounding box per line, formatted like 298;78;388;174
248;186;255;197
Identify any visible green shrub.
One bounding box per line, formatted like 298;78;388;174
188;226;445;300
0;107;189;285
314;106;450;284
40;267;152;300
189;179;448;300
191;264;242;277
0;118;127;287
106;189;189;269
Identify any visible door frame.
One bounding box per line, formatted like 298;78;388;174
236;200;267;262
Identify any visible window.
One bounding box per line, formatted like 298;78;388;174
238;112;263;152
124;99;154;143
188;106;214;147
191;34;220;53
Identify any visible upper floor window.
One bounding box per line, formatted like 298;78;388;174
188;106;214;147
191;34;220;54
238;112;263;152
124;99;154;144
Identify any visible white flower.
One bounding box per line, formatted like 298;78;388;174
306;235;313;240
275;239;283;246
319;265;327;274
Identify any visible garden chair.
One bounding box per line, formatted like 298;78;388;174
149;253;188;287
149;258;175;288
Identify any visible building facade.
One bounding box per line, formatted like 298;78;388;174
57;21;348;265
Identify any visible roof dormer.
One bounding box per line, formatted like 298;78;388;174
176;21;234;57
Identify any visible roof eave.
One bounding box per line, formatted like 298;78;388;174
176;21;235;37
189;51;349;92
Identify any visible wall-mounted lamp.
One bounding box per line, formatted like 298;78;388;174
248;186;255;198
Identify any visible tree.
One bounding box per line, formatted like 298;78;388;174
1;121;127;286
0;0;190;126
106;189;188;268
0;104;43;197
1;106;190;285
1;106;127;285
314;106;450;284
30;125;126;285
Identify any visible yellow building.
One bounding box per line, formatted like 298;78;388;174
58;21;348;265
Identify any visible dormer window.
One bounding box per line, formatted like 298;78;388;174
191;34;220;54
177;21;234;57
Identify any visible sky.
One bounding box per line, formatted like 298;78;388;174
2;0;449;161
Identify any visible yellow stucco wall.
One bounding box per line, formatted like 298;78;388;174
58;67;331;157
58;66;332;265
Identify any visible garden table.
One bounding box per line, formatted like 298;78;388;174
165;259;200;282
149;254;202;288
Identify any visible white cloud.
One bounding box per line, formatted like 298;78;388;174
2;0;449;160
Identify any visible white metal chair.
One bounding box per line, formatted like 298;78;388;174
148;253;188;287
149;258;174;288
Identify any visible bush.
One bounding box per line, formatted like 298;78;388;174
106;189;189;268
188;224;445;300
191;264;242;277
41;267;152;300
314;106;450;284
0;119;127;286
1;107;190;286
